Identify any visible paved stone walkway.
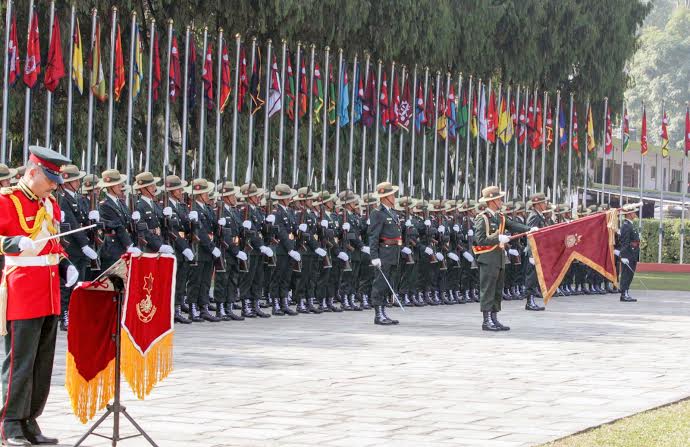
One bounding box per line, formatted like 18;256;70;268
25;290;690;446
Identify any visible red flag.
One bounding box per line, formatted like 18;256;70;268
545;104;554;149
8;14;21;86
640;107;647;156
518;94;527;145
380;72;390;126
604;106;613;154
425;84;435;129
202;44;214;109
114;25;125;101
572;106;580;154
219;43;232;112
169;35;182;102
23;12;41;89
299;57;308;118
45;14;65;92
361;69;376;127
286;54;296;120
152;32;161;101
237;46;248;112
397;75;411;130
487;90;497;143
685;106;690;156
510;95;517;129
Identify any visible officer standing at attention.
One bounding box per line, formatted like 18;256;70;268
618;203;641;302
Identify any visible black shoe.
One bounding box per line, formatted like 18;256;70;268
188;303;204;322
441;291;455;305
620;291;637;302
296;298;310;313
207;303;217;311
412;292;425;306
525;295;545;311
490;311;510;331
59;311;68;332
200;305;221;322
341;295;354;311
502;288;512;300
254;299;271;318
215;304;232;321
374;306;395;325
26;433;58;445
472;289;480;303
320;298;332;312
425;292;437;306
380;305;399;324
281;297;299;316
174;306;192;324
402;293;412;306
351;294;363;311
3;436;31;446
242;299;257;318
605;282;615;293
180;303;190;313
224;303;245;320
327;297;342;312
272;297;285;316
307;298;323;314
482;311;501;332
462;290;472;303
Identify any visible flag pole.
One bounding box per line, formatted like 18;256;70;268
22;0;35;164
397;66;407;187
334;48;343;191
180;25;190;181
584;98;590;209
442;71;451;200
567;93;574;203
454;72;463;198
320;46;330;188
522;88;529;198
680;104;687;263
86;8;97;173
474;78;481;199
464;75;473;200
347;53;358;190
619;99;625;205
359;53;371;194
246;36;257;184
639;101;645;233
65;4;76;160
196;27;208;181
540;90;548;193
291;41;302;187
484;79;492;190
530;88;537;194
386;62;396;182
144;19;155;172
552;90;560;203
163;19;173;177
231;33;241;183
409;65;418;195
511;85;519;195
658;101;665;264
125;11;137;184
306;43;316;185
44;0;56;147
494;83;502;186
601;97;609;204
277;39;287;184
431;70;441;199
0;0;12;163
105;6;117;169
214;28;225;185
373;59;383;187
262;39;273;189
502;84;511;195
422;66;430;196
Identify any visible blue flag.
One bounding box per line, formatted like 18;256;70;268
338;63;350;127
353;64;362;124
558;104;567;149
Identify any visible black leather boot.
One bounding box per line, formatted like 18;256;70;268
525;295;545;311
188;303;204;322
225;302;245;320
200;304;222;322
491;311;510;331
502;288;511;300
441;291;454;304
216;303;232;321
380;305;399;324
582;283;592;295
307;297;323;314
174;305;192;324
425;291;437;305
272;297;285;316
412;291;424;306
341;295;354;311
462;290;472;303
59;311;68;331
482;311;500;331
281;297;299;315
472;289;481;302
402;293;412;306
320;298;332;312
605;281;615;293
620;290;637;302
361;294;371;310
374;305;394;325
242;299;257;318
327;297;342;312
351;294;363;311
254;299;271;318
296;298;309;313
181;303;190;313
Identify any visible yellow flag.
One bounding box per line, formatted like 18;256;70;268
586;105;596;152
497;98;513;144
91;23;107;102
71;19;84;95
132;27;144;99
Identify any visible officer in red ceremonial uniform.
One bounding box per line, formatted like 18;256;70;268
0;146;74;446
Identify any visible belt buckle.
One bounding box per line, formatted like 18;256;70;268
46;254;59;265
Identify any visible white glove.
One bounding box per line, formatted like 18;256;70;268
342;222;351;231
401;247;412;255
320;219;329;228
19;236;36;251
299;223;308;232
448;252;459;262
260;246;274;257
266;214;276;224
435;252;445;261
530;227;539;233
236;250;248;261
88;210;100;222
621;258;630;265
424;247;434;256
288;250;301;262
529;257;535;265
438;225;446;234
211;247;221;258
81;245;98;260
462;252;474;263
337;252;349;262
242;220;252;230
453;224;460;232
131;211;141;221
424;219;431;227
65;265;79;287
127;245;142;256
498;234;511;244
60;212;66;223
508;249;519;257
405;219;413;228
467;229;474;237
159;244;174;254
217;217;227;226
188;211;199;222
163;206;173;217
371;258;382;267
182;248;194;261
361;246;370;255
315;247;327;257
613;249;620;257
366;218;370;225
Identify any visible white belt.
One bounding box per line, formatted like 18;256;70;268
4;254;61;267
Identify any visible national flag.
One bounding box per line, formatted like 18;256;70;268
132;26;145;99
470;90;479;137
152;32;161;101
353;63;362;124
390;72;401;129
202;43;214;109
572;106;579;154
361;68;376;127
660;110;669;158
447;85;457;140
605;106;613;155
545;104;554;149
8;14;21;86
286;54;296;120
437;90;447;140
479;85;488;141
414;83;426;133
249;51;264;115
23;12;41;89
685;106;690;157
457;89;468;138
518;93;527;145
622;108;630;152
379;72;390;127
328;63;337;125
640;106;647;156
497;96;513;144
114;25;125;101
486;89;497;143
186;35;197;109
267;54;282;118
220;42;232;113
90;23;107;102
338;63;350;127
237;46;248;112
71;18;84;94
168;35;182;103
558;102;567;150
313;62;324;122
398;75;411;131
425;84;435;129
45;14;65;92
529;98;543;150
586;104;596;152
298;57;308;118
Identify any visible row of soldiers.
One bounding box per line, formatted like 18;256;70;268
3;159;637;330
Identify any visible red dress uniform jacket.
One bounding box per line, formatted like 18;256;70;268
0;187;64;321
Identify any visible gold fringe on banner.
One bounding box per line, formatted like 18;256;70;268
64;353;116;424
120;330;174;400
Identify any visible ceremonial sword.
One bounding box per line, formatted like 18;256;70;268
33;224;97;244
375;264;405;312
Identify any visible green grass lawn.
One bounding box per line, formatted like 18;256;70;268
540;398;690;447
630;272;690;292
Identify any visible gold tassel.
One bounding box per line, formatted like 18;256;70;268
64;352;116;424
120;330;174;400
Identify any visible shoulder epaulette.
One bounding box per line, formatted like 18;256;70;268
0;186;18;196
